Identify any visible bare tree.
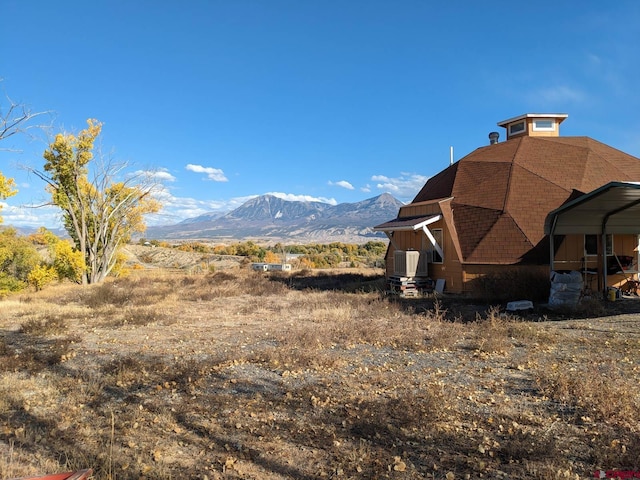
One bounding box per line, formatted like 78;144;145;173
0;88;51;147
0;84;50;221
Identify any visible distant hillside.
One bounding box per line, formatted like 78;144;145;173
144;193;403;242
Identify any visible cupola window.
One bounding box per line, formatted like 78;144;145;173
508;121;525;136
533;119;555;131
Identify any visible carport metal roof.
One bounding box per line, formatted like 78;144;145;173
545;181;640;236
545;181;640;290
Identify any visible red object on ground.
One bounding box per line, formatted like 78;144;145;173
8;469;92;480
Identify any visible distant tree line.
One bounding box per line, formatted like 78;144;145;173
137;239;387;268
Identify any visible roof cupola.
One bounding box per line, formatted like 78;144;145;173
497;113;568;140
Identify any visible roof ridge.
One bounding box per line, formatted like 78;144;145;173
582;136;640;161
502;137;522;212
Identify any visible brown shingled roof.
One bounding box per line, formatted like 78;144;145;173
411;136;640;264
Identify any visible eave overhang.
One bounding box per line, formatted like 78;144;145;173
373;214;442;232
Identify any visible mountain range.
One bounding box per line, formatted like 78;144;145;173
144;193;403;242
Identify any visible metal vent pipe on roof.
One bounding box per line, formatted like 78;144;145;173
489;131;500;145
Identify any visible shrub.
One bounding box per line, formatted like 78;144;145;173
467;307;513;353
0;228;40;282
28;227;60;246
52;240;86;282
109;249;130;278
534;361;639;426
82;281;132;307
472;268;550;302
0;272;26;295
27;264;58;291
20;315;67;335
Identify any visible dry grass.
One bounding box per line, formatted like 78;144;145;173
0;267;639;479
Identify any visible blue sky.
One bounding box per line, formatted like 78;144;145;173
2;1;640;228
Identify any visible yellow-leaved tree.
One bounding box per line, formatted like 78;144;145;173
0;172;16;223
26;228;86;288
263;250;281;264
33;119;161;284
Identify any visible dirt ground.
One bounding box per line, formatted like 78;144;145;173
0;265;639;480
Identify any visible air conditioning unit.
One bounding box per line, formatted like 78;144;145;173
417;250;431;276
394;250;420;277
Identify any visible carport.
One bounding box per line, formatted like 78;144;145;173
545;181;640;292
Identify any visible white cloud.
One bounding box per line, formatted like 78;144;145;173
146;190;229;225
145;187;257;226
150;169;176;182
186;164;228;182
371;173;428;199
266;192;338;205
525;85;586;105
131;168;176;182
227;194;260;207
328;180;355;190
361;184;371;193
1;202;62;229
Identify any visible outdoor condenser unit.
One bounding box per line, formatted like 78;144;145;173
394;250;420;277
417;250;430;276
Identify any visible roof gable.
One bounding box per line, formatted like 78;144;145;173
412;162;458;203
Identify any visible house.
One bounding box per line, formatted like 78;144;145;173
375;113;640;295
251;262;292;272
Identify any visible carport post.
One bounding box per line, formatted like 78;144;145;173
548;215;558;275
549;232;555;273
602;231;608;293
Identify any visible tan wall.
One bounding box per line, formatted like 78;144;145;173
552;234;586;271
431;232;464;293
553;233;639;290
462;264;550;293
506;118;560;140
398;203;441;217
525;118;558;137
385;203;465;292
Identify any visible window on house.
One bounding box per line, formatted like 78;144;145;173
533;119;555;131
585;234;598;256
585;234;614;256
431;229;443;263
509;121;525;135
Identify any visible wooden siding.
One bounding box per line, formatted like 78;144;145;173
462;264;550;294
385;202;466;293
397;203;441;217
525;118;559;137
553;233;639;290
